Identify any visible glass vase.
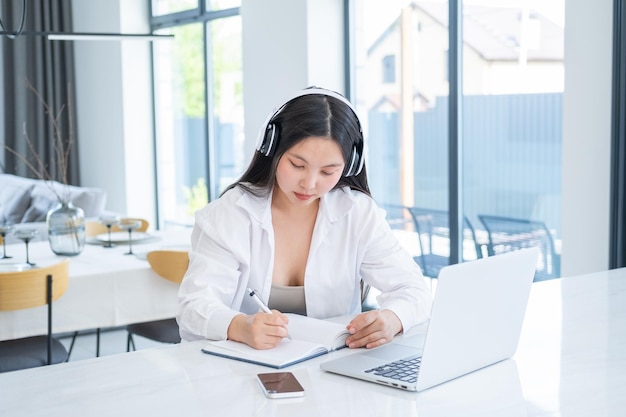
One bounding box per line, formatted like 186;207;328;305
47;201;86;256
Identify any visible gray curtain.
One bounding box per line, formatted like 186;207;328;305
1;0;79;185
610;0;626;269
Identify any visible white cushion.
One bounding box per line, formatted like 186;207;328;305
0;174;107;222
20;195;57;223
0;178;34;224
29;180;107;218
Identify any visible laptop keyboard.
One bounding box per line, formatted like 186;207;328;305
365;355;421;383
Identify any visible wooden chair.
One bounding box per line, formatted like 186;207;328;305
85;221;109;237
115;218;149;233
85;218;150;238
0;259;70;373
478;214;560;281
126;250;189;351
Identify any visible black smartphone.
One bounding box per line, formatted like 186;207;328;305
256;372;305;399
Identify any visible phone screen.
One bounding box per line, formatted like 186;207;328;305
256;372;305;398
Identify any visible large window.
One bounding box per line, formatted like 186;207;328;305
351;0;564;280
151;2;243;229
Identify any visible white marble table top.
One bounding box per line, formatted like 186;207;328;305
0;267;624;416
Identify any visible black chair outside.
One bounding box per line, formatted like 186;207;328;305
380;204;482;280
0;259;70;373
407;207;483;279
380;203;423;262
374;203;426;299
478;214;560;281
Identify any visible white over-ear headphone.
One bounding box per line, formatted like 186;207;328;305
255;87;366;177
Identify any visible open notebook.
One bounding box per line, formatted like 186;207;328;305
201;313;349;368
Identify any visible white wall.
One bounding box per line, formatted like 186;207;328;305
72;0;156;226
561;0;613;276
241;0;345;157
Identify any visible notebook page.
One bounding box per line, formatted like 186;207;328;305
284;314;350;350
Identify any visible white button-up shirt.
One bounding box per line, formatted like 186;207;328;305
177;186;432;341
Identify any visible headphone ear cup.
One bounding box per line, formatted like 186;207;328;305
343;145;360;177
344;139;366;177
259;123;278;157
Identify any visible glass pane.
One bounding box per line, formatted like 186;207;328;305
353;1;450;277
206;16;245;197
462;1;564;280
152;0;198;16
353;0;564;281
206;0;241;11
153;23;207;228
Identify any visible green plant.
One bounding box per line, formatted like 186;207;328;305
183;177;208;216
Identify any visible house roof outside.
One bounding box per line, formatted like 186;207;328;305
367;1;564;62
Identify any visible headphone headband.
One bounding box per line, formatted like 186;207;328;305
255;87;365;177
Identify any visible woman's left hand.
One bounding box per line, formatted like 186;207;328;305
344;309;403;349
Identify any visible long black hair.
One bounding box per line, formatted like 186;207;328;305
223;90;371;198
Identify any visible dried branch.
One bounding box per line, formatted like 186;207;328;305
1;79;73;204
25;79;72;187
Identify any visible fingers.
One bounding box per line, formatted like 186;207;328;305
346;311;377;335
271;309;290;326
347;331;390;349
247;311;289;349
345;310;402;349
345;325;388;349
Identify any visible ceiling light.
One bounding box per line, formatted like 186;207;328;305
46;32;174;41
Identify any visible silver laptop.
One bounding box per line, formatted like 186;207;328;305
320;247;540;391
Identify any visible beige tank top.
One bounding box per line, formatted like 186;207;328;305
267;284;307;315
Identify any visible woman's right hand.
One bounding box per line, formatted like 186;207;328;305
227;311;290;349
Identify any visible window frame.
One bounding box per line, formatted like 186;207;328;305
149;1;241;227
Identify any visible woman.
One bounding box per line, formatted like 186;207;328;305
177;87;432;350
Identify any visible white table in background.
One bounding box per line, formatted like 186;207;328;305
0;267;624;416
0;228;191;341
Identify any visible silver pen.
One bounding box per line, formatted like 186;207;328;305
246;287;272;314
246;287;291;339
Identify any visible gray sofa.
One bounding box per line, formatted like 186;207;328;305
0;173;107;243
